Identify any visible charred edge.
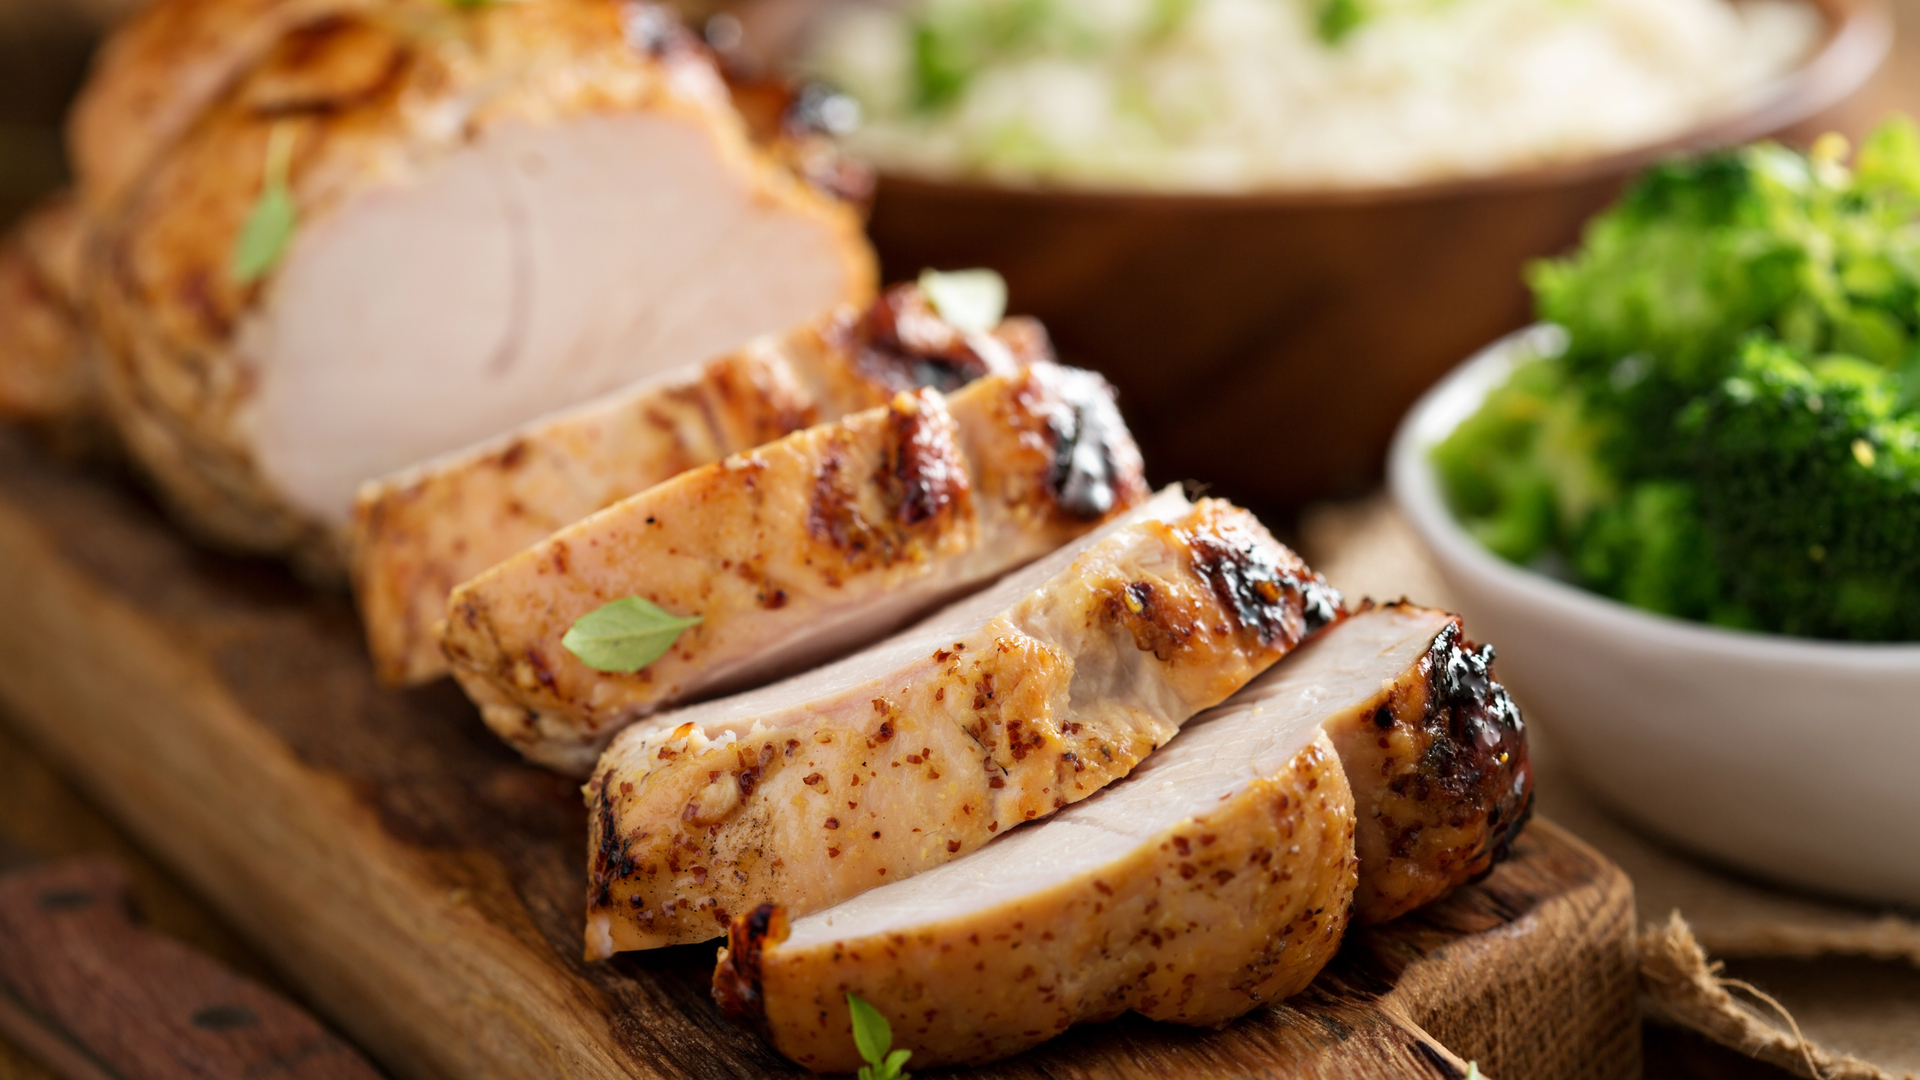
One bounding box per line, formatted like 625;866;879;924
886;393;963;527
712;903;786;1030
588;777;634;910
853;284;993;394
1188;527;1344;650
1423;623;1534;875
1046;373;1129;520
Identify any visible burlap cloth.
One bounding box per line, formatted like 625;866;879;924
1298;495;1920;1080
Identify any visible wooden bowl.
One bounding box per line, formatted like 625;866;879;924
864;0;1893;511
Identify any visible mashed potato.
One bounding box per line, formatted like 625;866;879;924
810;0;1822;190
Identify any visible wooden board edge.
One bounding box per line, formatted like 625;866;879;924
0;495;640;1080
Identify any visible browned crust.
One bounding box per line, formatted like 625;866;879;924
1334;601;1534;924
710;902;786;1033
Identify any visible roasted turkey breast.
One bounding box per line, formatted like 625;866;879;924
709;602;1530;1071
74;0;874;572
353;282;1052;687
443;361;1146;775
583;488;1342;954
714;728;1354;1072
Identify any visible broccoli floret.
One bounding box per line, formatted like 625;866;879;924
1567;480;1730;623
1529;119;1920;478
1431;354;1615;565
1683;337;1920;640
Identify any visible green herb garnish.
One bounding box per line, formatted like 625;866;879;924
1315;0;1368;45
847;993;912;1080
231;125;299;285
561;598;702;674
919;268;1007;333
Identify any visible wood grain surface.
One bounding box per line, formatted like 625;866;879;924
0;430;1637;1078
0;857;383;1080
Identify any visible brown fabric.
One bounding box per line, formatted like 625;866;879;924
1298;494;1920;1080
1641;914;1912;1080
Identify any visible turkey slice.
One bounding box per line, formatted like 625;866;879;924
445;362;1145;775
583;489;1343;953
708;602;1531;1070
353;283;1050;687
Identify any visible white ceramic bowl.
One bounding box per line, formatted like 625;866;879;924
1390;328;1920;908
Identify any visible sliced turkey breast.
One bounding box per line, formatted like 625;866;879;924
353;282;1051;687
76;0;873;572
710;683;1356;1071
444;361;1146;775
0;197;92;427
583;488;1343;954
707;602;1531;1072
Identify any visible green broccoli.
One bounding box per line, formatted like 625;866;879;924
1430;354;1615;566
1682;337;1920;640
1434;117;1920;642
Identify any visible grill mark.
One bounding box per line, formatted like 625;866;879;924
885;391;965;527
1187;517;1343;650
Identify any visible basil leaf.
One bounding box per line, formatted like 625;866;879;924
883;1048;912;1077
561;597;702;673
231;126;300;285
847;993;892;1069
919;268;1006;334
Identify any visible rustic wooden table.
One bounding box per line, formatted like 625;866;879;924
2;3;1919;1078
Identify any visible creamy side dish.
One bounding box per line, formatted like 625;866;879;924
810;0;1822;190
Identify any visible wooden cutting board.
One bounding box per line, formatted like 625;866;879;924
0;431;1640;1080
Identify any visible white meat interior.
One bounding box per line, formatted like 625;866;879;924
777;613;1411;947
246;113;858;525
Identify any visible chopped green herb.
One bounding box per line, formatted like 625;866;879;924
561;598;702;674
1315;0;1368;45
847;993;912;1080
919;268;1007;333
230;125;299;286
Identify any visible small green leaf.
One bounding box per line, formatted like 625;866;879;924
561;597;702;673
231;125;300;285
847;993;893;1071
1315;0;1367;44
883;1047;913;1077
919;268;1007;333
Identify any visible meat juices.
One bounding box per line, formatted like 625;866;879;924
353;284;1054;687
709;603;1531;1071
583;489;1342;954
441;362;1148;774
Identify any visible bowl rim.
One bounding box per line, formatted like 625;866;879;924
867;0;1893;210
1388;325;1920;666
